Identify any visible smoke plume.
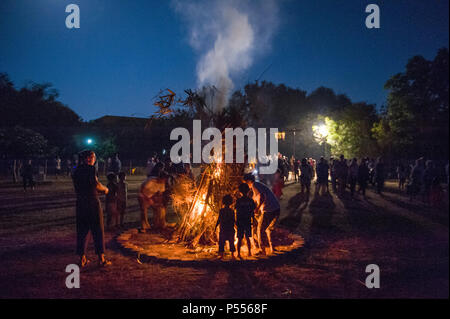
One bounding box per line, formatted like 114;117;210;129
173;0;279;112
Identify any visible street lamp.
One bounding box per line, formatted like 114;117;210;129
317;124;328;138
312;123;329;157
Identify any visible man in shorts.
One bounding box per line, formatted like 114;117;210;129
243;173;280;255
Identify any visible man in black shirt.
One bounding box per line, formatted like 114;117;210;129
72;150;111;267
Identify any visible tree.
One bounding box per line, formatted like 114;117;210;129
376;48;449;159
0;126;48;158
317;103;378;159
94;137;117;161
0;74;82;157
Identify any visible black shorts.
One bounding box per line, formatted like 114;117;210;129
237;226;252;239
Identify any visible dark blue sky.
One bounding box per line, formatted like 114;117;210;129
0;0;448;121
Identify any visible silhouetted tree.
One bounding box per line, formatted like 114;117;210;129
0;126;48;158
374;48;449;159
0;73;82;157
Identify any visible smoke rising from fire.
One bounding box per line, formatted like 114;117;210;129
173;0;279;112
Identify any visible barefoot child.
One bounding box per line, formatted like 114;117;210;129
106;173;119;229
235;183;256;258
117;172;128;227
215;194;236;259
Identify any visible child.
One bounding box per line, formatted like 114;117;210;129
272;169;284;200
235;183;256;259
117;171;128;227
106;173;119;229
215;194;236;259
430;176;443;208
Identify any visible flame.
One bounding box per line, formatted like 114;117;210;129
179;162;230;246
214;166;222;178
192;194;207;218
189;165;222;220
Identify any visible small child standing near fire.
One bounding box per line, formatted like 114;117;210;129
215;194;236;259
106;172;119;229
235;183;256;259
117;172;128;227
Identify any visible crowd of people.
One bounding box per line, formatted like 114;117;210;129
33;147;448;266
267;153;448;206
71;149;286;264
405;158;447;206
11;153;124;192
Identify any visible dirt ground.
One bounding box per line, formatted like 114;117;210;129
0;175;448;298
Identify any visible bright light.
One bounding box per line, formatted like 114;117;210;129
86;138;93;145
317;124;328;137
312;123;329;144
275;131;286;140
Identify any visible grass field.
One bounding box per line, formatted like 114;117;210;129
0;175;448;298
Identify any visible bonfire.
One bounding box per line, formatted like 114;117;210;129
151;88;247;248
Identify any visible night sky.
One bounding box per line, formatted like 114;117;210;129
0;0;448;121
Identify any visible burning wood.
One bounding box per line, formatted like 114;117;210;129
150;87;247;248
174;161;244;247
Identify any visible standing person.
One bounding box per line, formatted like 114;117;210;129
21;159;35;191
110;153;122;175
117;171;128;227
72;150;111;267
105;173;119;230
146;156;156;177
330;158;337;192
368;159;376;186
336;155;347;196
289;155;295;180
357;158;370;198
243;173;280;255
408;158;425;201
348;158;359;199
282;157;290;182
422;160;436;204
299;158;313;198
374;157;385;194
272;169;284;200
55;157;62;179
215;195;236;259
316;157;329;196
293;158;300;183
138;162;167;232
430;174;443;208
235;183;256;259
65;159;72;176
72;155;79;177
106;157;112;173
397;163;407;191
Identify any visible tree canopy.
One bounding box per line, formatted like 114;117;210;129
374;48;449;160
0;73;82;158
